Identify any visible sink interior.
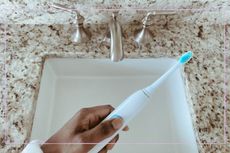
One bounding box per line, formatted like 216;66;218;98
31;58;198;153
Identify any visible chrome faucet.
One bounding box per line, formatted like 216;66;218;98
108;12;124;62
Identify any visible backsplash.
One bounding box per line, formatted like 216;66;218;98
0;0;230;24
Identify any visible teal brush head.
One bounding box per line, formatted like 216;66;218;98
179;51;193;64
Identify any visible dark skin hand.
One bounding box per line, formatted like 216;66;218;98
41;105;129;153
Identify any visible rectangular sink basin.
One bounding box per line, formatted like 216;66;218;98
31;58;198;153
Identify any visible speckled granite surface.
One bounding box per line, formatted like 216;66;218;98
0;22;229;152
0;1;230;153
0;0;230;24
226;25;230;146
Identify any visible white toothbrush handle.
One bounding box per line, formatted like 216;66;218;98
89;90;150;153
144;62;181;95
89;54;190;153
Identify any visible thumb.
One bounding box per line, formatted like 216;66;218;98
85;117;123;143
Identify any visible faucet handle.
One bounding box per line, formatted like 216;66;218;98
134;11;176;47
142;11;176;26
49;3;80;14
49;3;91;44
111;12;119;20
74;13;85;25
49;3;85;24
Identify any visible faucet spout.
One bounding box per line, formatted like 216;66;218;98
109;13;123;62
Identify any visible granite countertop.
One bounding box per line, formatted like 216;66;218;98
1;0;230;24
0;1;230;153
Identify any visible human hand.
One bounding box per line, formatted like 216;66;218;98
41;105;129;153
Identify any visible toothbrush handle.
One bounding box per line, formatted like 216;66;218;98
88;90;150;153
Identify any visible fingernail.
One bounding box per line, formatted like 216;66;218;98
107;144;113;150
112;118;123;130
123;126;129;131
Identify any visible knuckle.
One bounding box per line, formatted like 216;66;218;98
79;108;89;115
100;122;113;135
75;108;91;121
105;105;114;111
76;134;87;144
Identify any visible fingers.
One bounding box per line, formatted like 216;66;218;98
88;117;123;143
122;126;129;131
79;105;128;132
85;105;115;128
98;147;107;153
75;117;123;152
69;105;115;132
106;135;119;150
98;135;119;153
69;105;129;152
85;105;114;119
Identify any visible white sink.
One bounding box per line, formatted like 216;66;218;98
31;58;198;153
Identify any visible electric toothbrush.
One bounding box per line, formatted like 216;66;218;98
89;51;193;153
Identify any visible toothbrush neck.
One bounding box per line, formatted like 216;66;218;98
143;62;182;96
